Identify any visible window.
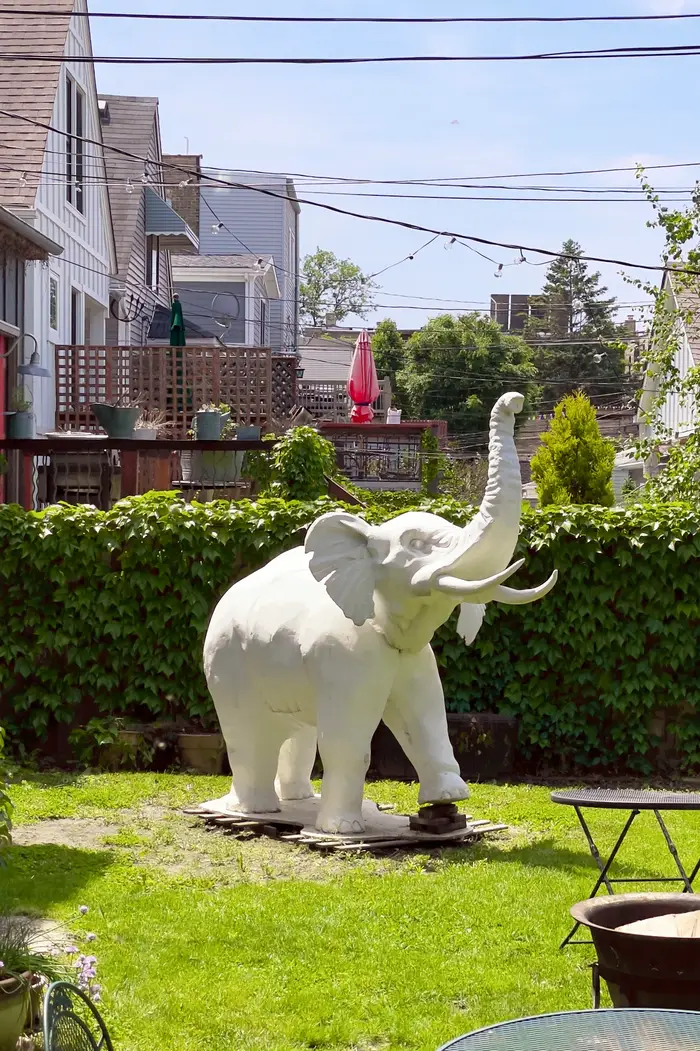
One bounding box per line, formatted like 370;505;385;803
66;74;85;213
70;288;82;345
146;236;160;289
259;298;267;345
49;276;59;331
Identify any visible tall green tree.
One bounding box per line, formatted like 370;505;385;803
372;319;408;412
531;390;615;506
300;248;377;326
524;239;631;404
397;312;539;435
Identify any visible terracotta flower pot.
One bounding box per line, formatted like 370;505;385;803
0;973;30;1051
177;733;226;774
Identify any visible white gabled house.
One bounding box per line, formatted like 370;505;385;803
637;270;700;451
0;0;117;435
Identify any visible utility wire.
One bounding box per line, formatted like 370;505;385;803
8;44;700;64
6;136;700;187
6;9;700;23
2;109;690;276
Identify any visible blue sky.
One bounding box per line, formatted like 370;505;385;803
90;0;698;329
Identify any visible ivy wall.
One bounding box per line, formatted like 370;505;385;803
1;493;699;773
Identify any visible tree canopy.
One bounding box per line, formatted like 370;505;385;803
300;248;377;327
524;239;631;405
395;312;539;435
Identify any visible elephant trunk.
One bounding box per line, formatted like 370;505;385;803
448;391;524;580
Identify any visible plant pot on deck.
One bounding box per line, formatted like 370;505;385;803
91;404;141;439
0;974;30;1051
177;733;226;774
198;450;242;485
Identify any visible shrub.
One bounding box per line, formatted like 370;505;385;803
1;495;699;773
531;391;616;506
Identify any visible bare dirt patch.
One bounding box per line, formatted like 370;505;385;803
13;818;120;851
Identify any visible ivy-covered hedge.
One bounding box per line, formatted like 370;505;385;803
1;494;700;773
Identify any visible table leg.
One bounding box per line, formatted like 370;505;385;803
653;810;694;892
560;808;640;948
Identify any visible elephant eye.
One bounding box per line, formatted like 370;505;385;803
408;537;432;555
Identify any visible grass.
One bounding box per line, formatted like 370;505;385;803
3;773;700;1051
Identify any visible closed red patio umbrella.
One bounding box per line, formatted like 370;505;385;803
347;329;380;423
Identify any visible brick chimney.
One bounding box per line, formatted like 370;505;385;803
162;154;202;238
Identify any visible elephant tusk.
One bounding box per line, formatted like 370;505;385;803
432;558;525;596
491;570;559;605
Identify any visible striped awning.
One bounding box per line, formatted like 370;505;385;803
145;188;198;254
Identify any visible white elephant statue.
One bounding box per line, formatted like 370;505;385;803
202;392;558;834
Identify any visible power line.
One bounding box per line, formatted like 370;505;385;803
8;44;700;64
0;107;692;277
6;136;700;188
6;8;700;23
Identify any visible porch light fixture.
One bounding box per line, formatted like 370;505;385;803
296;366;305;380
1;334;51;378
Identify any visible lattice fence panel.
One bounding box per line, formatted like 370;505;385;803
271;355;298;420
56;346;272;436
297;379;390;422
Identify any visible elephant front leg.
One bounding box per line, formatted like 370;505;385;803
383;647;469;805
315;692;392;835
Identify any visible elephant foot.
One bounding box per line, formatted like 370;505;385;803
418;772;470;805
276;781;315;802
316;811;365;835
198;792;242;815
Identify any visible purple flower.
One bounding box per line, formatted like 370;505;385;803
79;906;89;915
0;961;4;969
64;945;79;955
90;984;101;995
86;933;96;942
85;956;97;965
92;992;101;1003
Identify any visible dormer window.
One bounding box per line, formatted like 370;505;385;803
66;74;85;214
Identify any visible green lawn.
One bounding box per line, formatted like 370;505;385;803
3;774;700;1051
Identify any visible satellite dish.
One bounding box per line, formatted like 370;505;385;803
211;293;237;340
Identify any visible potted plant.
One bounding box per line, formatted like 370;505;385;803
177;720;226;775
0;915;70;1051
91;394;143;439
194;402;230;441
133;409;167;441
6;388;35;440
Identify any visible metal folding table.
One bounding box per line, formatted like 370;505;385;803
551;788;700;947
437;1008;700;1050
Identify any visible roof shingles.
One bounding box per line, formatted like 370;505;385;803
0;0;75;208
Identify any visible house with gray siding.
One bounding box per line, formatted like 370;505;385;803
199;172;299;355
99;95;198;346
0;0;117;435
167;254;280;346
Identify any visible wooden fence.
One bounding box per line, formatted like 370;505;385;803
55;345;272;437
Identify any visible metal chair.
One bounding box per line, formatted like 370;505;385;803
43;982;114;1051
437;1008;700;1050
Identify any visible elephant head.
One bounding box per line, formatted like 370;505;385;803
305;392;557;651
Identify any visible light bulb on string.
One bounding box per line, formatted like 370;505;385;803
445;237;456;251
141;172;149;185
125;178;134;194
494;263;504;279
212;222;224;235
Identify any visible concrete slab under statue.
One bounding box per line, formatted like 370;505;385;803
192;393;559;845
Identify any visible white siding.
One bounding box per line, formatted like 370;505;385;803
24;0;113;434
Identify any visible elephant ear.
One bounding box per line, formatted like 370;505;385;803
305;512;376;627
456;603;486;646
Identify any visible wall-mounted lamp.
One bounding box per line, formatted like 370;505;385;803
296;366;305;380
1;334;51;378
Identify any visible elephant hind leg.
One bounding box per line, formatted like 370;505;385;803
276;725;317;802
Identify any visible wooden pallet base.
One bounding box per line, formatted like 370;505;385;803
183;797;506;853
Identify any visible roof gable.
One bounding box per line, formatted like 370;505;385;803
0;0;75;208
